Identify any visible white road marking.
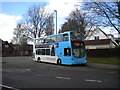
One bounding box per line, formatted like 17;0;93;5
85;79;102;82
0;84;19;90
56;76;71;80
108;72;116;74
25;69;31;71
3;68;31;73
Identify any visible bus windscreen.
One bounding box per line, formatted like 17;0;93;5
70;32;84;41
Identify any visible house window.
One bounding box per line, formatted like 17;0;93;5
5;45;9;48
95;36;99;40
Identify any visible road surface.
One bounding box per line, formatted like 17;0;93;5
2;57;119;89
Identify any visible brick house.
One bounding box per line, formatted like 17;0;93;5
13;44;33;56
1;39;33;56
2;40;14;56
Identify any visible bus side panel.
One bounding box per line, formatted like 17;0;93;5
59;57;72;65
40;55;58;63
60;56;86;65
71;56;86;64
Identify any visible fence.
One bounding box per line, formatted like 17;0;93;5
87;47;120;58
2;51;33;57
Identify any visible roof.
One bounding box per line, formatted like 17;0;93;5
86;39;111;45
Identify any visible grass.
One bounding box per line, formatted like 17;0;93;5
87;57;120;65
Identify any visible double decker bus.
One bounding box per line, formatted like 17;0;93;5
33;31;86;65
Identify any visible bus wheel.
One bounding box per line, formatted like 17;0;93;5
37;57;41;62
57;59;61;65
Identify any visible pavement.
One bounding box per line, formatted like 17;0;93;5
87;61;120;70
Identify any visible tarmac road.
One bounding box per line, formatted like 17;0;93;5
1;57;119;89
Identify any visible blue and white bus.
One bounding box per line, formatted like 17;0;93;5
33;31;86;65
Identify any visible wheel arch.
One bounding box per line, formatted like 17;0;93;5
57;58;62;65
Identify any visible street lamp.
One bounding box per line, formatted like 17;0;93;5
54;10;57;34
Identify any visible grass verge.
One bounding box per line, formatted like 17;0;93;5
87;57;120;65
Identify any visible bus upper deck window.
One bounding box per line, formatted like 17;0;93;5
63;34;68;41
56;35;63;42
70;32;84;41
51;36;56;42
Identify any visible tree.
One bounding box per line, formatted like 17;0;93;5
60;19;79;33
24;4;54;38
60;8;94;38
82;2;120;34
12;4;54;44
12;24;29;55
12;24;29;45
45;14;54;36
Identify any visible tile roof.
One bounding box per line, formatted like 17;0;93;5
86;39;111;45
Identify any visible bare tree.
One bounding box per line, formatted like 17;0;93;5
60;8;93;38
60;19;79;32
23;4;54;39
82;2;120;34
24;4;47;38
12;23;30;45
12;24;29;55
12;4;54;44
45;14;54;36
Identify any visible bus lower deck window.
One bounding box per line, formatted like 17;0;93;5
42;49;45;55
36;49;42;55
46;49;50;55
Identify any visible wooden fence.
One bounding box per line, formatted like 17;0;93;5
86;47;120;58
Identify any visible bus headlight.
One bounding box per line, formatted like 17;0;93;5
73;49;80;58
72;61;75;63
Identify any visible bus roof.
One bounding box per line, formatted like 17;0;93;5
47;30;83;37
35;31;84;39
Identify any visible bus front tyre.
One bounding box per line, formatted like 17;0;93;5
37;57;41;62
57;59;61;65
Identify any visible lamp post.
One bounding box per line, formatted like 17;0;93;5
54;10;57;34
